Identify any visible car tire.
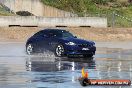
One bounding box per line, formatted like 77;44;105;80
26;43;34;55
55;44;64;57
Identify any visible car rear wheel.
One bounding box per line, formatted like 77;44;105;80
55;44;64;57
26;43;34;55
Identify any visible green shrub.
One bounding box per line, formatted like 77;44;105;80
41;0;132;27
16;11;33;16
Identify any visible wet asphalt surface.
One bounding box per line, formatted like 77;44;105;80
0;42;132;88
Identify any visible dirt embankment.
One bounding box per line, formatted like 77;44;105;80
0;27;132;42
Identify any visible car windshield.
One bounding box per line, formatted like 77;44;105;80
51;30;75;38
61;32;74;38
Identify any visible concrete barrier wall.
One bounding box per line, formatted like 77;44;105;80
0;0;44;16
0;0;76;17
42;5;77;17
0;16;107;28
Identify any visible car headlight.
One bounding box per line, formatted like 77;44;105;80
65;42;76;45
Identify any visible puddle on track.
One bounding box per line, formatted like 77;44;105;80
0;42;131;88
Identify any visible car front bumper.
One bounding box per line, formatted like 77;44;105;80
63;45;96;55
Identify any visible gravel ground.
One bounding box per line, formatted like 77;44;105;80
0;27;132;42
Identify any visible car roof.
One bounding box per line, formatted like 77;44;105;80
38;28;67;33
44;28;66;31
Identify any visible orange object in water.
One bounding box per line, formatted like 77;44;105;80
81;67;88;78
85;72;88;78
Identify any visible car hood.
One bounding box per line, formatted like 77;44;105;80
61;38;95;45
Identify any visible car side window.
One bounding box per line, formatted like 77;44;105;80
33;31;48;38
48;31;61;38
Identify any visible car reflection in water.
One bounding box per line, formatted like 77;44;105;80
25;57;96;85
26;57;96;72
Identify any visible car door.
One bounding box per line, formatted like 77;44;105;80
33;31;49;52
47;32;59;51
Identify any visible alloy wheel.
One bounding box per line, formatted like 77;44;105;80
26;44;33;55
55;45;64;57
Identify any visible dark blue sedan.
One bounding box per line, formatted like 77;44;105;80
26;29;96;57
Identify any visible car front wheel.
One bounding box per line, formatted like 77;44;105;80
26;43;34;55
55;44;64;57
